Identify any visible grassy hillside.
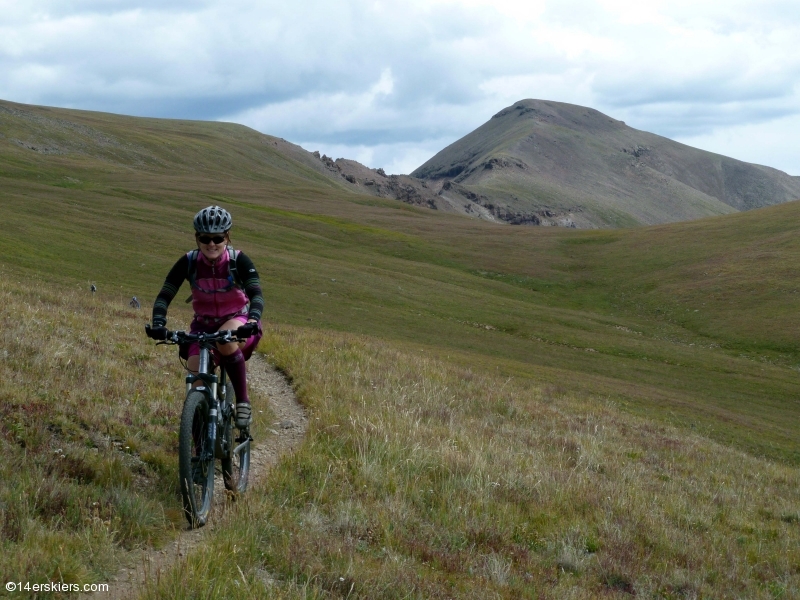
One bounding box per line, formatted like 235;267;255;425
0;99;343;185
2;282;799;598
4;171;800;462
2;100;800;596
145;327;800;599
3;100;800;462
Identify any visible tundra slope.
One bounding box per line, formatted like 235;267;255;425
0;99;457;217
5;97;799;229
411;99;800;228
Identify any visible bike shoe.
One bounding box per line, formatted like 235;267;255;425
235;403;252;429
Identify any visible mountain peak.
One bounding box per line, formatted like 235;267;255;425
411;100;800;228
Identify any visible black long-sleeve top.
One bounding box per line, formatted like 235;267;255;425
151;251;264;327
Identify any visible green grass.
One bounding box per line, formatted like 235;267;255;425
4;176;799;463
3;100;800;596
142;327;800;599
0;274;276;591
0;275;181;584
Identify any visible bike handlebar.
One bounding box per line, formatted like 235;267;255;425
145;324;253;345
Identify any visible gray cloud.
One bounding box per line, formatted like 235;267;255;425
597;72;798;109
612;102;799;138
1;0;799;175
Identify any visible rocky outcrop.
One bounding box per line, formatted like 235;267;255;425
310;154;443;210
439;181;578;227
308;152;576;225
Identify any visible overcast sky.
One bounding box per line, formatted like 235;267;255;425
2;0;798;175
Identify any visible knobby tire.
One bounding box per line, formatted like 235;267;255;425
179;390;214;528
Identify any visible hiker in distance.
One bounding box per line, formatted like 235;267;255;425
145;205;264;428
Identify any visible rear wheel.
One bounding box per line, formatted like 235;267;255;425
222;382;250;494
178;390;214;528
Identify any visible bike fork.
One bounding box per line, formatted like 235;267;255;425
187;348;220;461
205;396;218;458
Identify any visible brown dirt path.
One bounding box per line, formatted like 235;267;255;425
83;353;306;600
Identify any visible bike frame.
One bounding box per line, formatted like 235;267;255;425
183;333;249;462
147;325;252;527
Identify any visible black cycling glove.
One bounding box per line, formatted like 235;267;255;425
146;325;168;340
236;322;258;338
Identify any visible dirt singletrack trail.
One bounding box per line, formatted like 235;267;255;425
83;353;307;600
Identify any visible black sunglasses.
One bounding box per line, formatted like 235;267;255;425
197;235;226;244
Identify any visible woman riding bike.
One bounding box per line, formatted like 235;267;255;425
146;205;263;429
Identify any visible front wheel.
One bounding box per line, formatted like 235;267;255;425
179;390;215;528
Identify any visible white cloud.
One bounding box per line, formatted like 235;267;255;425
294;139;448;176
0;0;799;173
676;112;800;176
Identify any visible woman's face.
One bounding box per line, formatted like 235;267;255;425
196;232;228;261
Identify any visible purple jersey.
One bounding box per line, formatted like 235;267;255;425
188;248;249;321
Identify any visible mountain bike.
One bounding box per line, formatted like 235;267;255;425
145;325;252;528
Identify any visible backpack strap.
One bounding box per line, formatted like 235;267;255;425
227;246;241;288
185;249;199;303
186;250;200;285
228;246;249;313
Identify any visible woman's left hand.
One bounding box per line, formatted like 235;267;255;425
236;321;259;338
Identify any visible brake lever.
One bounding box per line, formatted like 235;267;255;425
155;332;180;345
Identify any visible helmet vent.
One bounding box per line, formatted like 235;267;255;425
193;205;232;234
